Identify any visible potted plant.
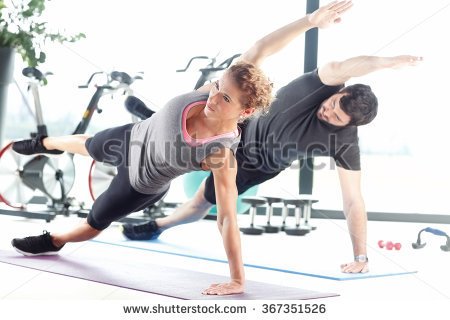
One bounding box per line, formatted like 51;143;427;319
0;0;85;144
0;0;85;67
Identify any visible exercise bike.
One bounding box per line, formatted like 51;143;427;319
0;67;143;214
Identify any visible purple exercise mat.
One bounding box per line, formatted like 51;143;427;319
0;242;338;300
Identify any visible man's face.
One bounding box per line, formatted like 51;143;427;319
316;93;351;127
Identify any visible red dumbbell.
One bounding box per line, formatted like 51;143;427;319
386;241;395;250
378;240;401;250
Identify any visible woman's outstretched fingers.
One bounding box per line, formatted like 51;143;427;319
330;0;354;15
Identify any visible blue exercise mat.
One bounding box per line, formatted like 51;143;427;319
91;238;417;281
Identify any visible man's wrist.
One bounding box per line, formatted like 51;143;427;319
354;254;368;263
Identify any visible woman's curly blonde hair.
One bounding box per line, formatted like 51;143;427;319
226;61;273;118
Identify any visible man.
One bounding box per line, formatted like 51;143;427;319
122;1;422;275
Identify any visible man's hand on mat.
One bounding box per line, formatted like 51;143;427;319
340;261;369;273
202;281;244;295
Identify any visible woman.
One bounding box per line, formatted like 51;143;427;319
11;60;272;295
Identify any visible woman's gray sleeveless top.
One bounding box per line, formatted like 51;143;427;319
128;91;240;194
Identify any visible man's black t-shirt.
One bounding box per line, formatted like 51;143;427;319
242;69;360;173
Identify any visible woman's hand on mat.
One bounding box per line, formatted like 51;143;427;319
340;261;369;273
202;281;244;295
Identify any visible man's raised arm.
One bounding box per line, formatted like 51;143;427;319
319;55;423;86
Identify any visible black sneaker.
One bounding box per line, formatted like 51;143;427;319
12;135;63;155
11;231;64;256
121;220;162;241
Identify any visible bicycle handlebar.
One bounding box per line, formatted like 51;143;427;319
78;71;106;89
176;56;211;72
176;53;241;73
215;53;241;69
78;70;143;89
22;68;143;89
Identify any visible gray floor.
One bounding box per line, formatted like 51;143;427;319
0;205;449;319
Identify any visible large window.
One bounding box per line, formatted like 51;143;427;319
313;0;450;214
3;0;306;205
4;1;448;215
5;0;308;139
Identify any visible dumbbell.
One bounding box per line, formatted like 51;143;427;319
280;198;290;231
239;196;267;235
260;196;282;233
378;240;402;250
282;198;310;236
298;194;318;231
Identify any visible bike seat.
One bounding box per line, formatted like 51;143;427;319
125;96;155;120
22;67;45;81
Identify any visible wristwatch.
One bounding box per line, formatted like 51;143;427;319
354;255;368;263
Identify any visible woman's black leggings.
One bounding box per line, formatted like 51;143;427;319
84;123;167;230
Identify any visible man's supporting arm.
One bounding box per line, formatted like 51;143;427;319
155;180;213;231
337;166;369;273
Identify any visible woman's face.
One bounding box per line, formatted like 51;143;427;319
204;73;252;121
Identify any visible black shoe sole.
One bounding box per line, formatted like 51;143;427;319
12;245;60;256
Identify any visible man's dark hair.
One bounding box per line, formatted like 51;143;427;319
340;84;378;126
